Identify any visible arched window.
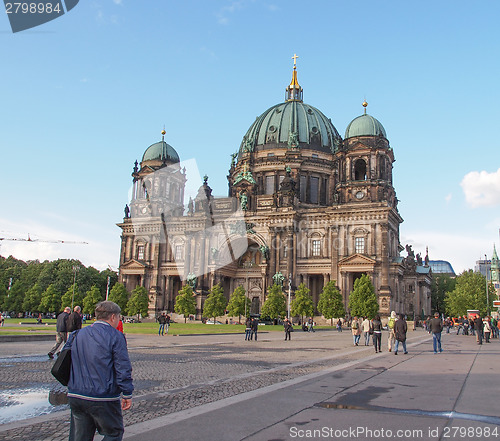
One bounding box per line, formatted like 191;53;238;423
354;159;367;181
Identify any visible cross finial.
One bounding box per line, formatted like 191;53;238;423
292;53;299;68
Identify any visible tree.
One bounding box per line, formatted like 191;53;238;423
290;283;314;322
4;279;28;313
174;285;197;323
261;284;287;320
108;283;129;313
431;274;456;314
39;284;60;313
226;286;250;323
60;283;83;312
348;274;379;319
83;285;103;316
22;283;42;313
203;283;228;323
445;270;494;317
317;280;345;326
127;286;149;318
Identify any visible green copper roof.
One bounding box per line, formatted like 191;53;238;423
142;141;180;163
345;113;387;139
239;101;342;157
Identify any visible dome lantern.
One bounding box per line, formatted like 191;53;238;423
285;54;303;102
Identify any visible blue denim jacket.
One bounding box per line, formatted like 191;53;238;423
64;321;133;401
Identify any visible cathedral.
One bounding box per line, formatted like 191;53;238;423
117;59;432;319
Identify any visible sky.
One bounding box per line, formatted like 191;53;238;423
0;0;499;274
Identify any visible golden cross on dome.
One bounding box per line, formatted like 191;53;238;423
292;53;299;68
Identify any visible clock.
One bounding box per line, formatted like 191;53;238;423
355;191;364;200
141;207;148;214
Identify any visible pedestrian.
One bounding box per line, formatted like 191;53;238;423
67;306;83;333
371;315;382;353
394;314;408;355
158;312;167;336
64;300;133;441
483;316;492;343
251;316;259;341
117;316;124;333
362;317;371;346
387;311;397;352
336;318;342;332
0;315;4;327
284;318;293;341
245;317;252;340
48;306;71;359
165;314;171;334
474;315;483;345
308;317;315;332
351;316;361;346
429;312;443;353
469;317;475;336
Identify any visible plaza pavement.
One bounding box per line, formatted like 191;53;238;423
0;327;499;441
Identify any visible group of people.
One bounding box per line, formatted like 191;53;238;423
157;312;171;336
351;312;409;355
245;316;259;340
450;314;498;345
47;305;83;359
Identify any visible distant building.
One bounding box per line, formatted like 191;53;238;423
475;259;491;281
117;61;432;319
429;260;456;277
491;245;499;299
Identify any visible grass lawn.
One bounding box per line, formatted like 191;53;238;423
0;318;332;336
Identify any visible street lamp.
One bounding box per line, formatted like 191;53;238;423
71;265;79;309
287;273;292;319
485;254;490;316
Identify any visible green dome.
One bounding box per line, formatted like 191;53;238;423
142;141;180;163
345;113;387;139
239;101;342;157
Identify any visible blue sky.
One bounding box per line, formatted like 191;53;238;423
1;0;499;273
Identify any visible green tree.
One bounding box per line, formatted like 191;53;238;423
108;283;129;313
22;283;42;313
60;283;83;311
127;286;149;318
203;283;228;323
348;274;379;319
83;285;103;316
445;270;494;317
290;283;314;322
431;274;456;314
174;285;196;323
261;284;287;320
39;284;60;313
317;280;345;326
226;286;250;323
4;280;28;313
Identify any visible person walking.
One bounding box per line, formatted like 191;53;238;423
48;306;71;359
362;317;371;346
245;317;252;340
429;312;443;353
308;317;315;332
474;315;483;345
351;317;361;346
394;314;408;355
483;316;492;343
67;306;83;333
336;318;343;332
251;316;259;341
387;311;397;352
64;301;133;441
371;315;382;353
284;318;293;341
158;313;167;336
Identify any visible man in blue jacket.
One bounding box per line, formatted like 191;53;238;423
64;301;133;441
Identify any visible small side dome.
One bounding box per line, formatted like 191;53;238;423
142;141;180;163
345;113;387;139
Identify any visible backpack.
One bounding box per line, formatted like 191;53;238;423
388;317;395;329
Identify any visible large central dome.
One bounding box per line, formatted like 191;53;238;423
238;65;342;158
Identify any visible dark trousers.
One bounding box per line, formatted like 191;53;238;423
372;333;381;351
69;397;124;441
285;330;291;340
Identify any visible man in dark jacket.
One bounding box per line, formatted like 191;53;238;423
64;300;133;441
48;306;71;359
67;306;83;333
429;312;443;353
251;317;259;341
394;314;408;355
474;315;483;345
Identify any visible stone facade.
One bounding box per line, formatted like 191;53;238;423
117;67;432;319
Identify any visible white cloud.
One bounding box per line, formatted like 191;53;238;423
113;0;123;5
461;167;500;208
445;193;452;203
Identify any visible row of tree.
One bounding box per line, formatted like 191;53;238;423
174;274;379;323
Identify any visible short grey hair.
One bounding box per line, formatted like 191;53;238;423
95;301;121;320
